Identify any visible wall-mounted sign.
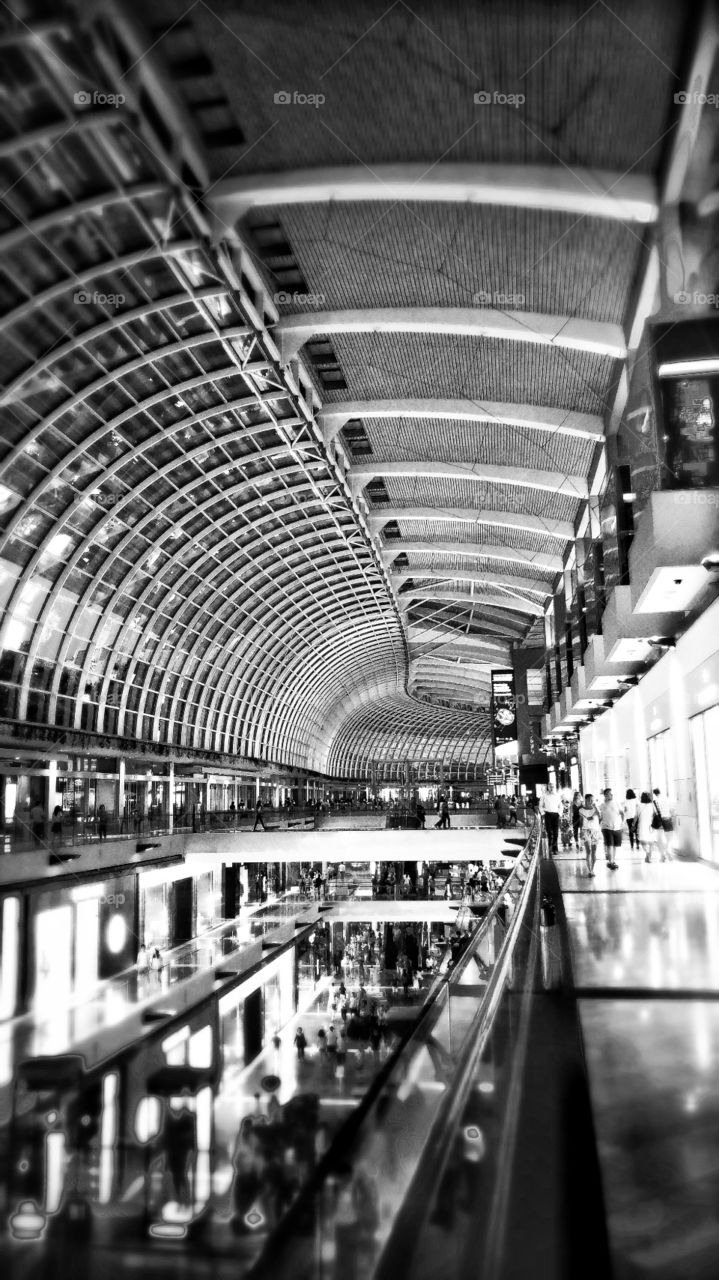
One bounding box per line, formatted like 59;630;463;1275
491;670;517;747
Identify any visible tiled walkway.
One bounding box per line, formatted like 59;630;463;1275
554;844;719;1280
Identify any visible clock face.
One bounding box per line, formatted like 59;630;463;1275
495;707;515;727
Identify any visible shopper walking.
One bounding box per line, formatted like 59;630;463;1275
252;797;266;831
571;791;583;847
136;942;150;976
624;789;639;850
150;947;164;981
294;1026;307;1061
540;784;561;854
599;788;624;870
578;793;602;877
652;789;675;861
637;791;657;862
97;803;108;842
434;794;451;830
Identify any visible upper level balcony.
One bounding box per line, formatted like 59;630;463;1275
628;488;719;616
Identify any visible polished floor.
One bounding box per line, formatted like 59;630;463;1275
554;844;719;1280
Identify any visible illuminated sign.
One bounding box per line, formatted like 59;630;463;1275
491;669;517;747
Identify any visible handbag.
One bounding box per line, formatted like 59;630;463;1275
651;802;663;831
661;817;674;833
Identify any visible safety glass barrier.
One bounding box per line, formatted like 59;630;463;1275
247;820;541;1280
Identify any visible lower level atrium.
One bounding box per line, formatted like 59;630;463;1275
0;818;717;1280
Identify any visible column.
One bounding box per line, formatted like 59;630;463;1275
168;762;174;833
118;759;126;827
47;759;58;814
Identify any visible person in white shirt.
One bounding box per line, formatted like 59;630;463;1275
624;789;638;849
651;788;674;861
540;784;561;854
578;793;602;877
599;788;624;870
636;791;657;862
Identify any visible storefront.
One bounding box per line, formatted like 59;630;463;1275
140;880;171;951
691;703;719;863
195;871;221;935
579;596;719;855
0;894;21;1019
261;950;295;1042
30;873;136;1011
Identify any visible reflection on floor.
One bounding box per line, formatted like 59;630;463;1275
555;845;719;1280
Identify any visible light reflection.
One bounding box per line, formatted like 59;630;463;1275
692;1003;712;1073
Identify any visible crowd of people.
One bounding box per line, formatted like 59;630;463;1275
540;782;675;875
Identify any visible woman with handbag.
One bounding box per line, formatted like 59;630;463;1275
637;792;657;862
652;788;674;861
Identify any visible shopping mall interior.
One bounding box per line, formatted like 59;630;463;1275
1;1;719;1277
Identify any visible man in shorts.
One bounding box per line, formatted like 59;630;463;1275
599;788;624;870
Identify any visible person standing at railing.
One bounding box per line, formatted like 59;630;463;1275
97;804;108;842
30;799;46;848
50;805;63;848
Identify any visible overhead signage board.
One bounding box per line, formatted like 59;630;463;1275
491;669;517;748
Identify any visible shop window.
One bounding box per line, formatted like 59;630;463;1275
691;705;719;863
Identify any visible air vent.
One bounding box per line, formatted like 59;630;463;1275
365;479;390;504
306;338;347;391
341;419;373;457
382;521;402;541
150;19;245;148
168;54;214;78
247;217;308;297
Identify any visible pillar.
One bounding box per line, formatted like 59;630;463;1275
118;759;126;821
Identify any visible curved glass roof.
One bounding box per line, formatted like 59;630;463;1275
0;2;691;779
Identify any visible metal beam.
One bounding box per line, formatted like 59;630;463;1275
210;164;658;225
367;507;574;541
350;461;587;499
391;566;547;596
407;624;511;656
397;587;543;617
380;541;562;574
319;399;604;443
276;307;626;363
